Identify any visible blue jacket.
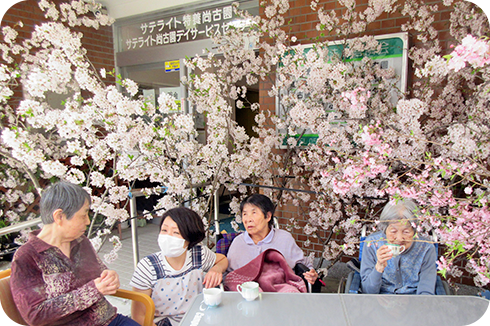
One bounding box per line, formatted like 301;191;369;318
360;231;437;295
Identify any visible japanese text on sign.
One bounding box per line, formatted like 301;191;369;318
123;6;234;51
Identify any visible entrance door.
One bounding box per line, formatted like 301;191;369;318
123;59;187;114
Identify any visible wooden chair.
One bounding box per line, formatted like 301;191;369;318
0;268;25;325
111;288;155;326
0;269;155;326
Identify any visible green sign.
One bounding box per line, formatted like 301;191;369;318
281;134;319;147
277;33;408;148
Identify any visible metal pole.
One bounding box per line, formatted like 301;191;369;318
214;188;220;237
129;195;139;270
181;58;189;115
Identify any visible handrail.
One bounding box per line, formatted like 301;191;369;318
0;218;42;237
0;183;337;264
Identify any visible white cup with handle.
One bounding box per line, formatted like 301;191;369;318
201;288;222;309
237;281;260;301
386;243;406;256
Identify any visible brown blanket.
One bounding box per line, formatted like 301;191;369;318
224;249;307;293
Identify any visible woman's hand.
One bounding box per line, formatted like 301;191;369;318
94;269;120;295
303;269;319;285
203;266;223;289
375;245;393;273
203;253;228;289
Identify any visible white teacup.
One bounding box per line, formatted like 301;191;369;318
237;281;260;301
202;288;222;307
386;243;406;256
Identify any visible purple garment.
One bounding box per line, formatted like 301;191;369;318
226;228;312;272
10;230;117;326
216;232;242;255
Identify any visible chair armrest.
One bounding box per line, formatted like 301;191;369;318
0;268;12;278
293;263;309;275
442;280;452;296
344;271;353;293
293;263;312;293
111;289;155;326
435;275;452;295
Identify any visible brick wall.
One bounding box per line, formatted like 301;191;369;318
0;0;116;104
284;0;454;44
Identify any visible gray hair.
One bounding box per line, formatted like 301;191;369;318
40;181;91;224
378;198;419;232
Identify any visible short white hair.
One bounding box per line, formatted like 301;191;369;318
40;181;91;224
378;198;418;232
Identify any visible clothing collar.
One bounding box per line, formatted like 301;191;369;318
244;228;275;245
402;239;416;255
28;229;84;253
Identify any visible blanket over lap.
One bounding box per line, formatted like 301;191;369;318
224;248;306;293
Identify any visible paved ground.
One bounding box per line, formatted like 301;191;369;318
97;220;161;291
97;220;161;316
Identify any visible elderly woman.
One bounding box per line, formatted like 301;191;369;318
226;194;318;285
360;199;437;295
10;181;139;326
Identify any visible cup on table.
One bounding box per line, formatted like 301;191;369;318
237;281;260;301
202;288;222;307
386;243;406;256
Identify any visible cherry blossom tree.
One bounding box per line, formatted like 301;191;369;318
0;0;257;262
197;0;490;286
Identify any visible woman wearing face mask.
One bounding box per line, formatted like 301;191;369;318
130;207;228;326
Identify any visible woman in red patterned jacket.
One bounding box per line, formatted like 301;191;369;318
10;181;140;326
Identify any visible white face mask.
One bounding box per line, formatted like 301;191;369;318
158;234;187;257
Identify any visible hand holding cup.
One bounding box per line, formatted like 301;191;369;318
386;243;406;256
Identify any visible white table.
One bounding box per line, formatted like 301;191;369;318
179;292;488;326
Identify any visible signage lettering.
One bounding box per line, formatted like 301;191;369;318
121;5;234;51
